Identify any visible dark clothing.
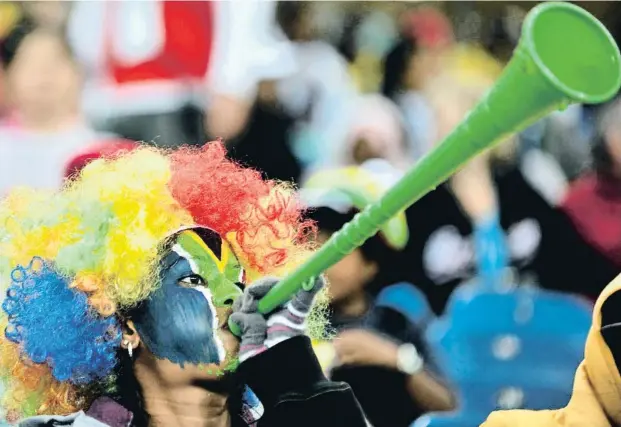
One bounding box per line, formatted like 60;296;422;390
399;165;618;314
224;102;302;184
19;337;367;427
238;336;367;427
106;105;207;148
330;301;443;427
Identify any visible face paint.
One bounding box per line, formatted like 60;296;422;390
132;228;244;366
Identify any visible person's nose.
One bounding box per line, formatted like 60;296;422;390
213;281;243;307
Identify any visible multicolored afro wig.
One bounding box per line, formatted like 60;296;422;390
0;141;315;421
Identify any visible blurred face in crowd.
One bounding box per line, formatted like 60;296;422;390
317;231;378;305
6;30;81;123
351;138;383;165
278;2;315;41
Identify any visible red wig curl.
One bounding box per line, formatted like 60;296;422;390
168;142;314;274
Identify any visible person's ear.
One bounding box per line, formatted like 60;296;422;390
121;319;141;350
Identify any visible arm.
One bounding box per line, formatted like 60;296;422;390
204;0;297;140
404;366;456;412
334;328;456;413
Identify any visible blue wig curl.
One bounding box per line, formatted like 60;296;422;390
2;258;121;384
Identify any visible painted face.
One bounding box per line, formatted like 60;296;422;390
132;228;244;366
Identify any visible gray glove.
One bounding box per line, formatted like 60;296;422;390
230;276;325;362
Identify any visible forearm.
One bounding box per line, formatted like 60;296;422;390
450;156;497;223
205;94;253;141
405;369;456;412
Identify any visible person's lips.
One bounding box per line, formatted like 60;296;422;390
217;307;233;329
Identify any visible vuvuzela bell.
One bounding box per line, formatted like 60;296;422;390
230;2;621;333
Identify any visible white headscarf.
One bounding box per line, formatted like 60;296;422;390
337;94;411;170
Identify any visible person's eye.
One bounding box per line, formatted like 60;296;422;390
178;275;205;288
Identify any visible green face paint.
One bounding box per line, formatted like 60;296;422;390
174;230;244;307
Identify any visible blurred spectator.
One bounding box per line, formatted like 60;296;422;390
334;93;411;171
303;164;455;427
399;74;617;313
225;92;303;183
0;25;107;194
66;0;296;146
275;1;357;174
562;98;621;268
349;11;399;93
537;105;592;180
382;30;435;161
469;3;590;179
482;5;524;63
382;6;459;161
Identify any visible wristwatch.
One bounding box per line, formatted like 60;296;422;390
396;343;424;375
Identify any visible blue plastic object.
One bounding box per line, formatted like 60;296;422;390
472;212;509;290
425;284;591;420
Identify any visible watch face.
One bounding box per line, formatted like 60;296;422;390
397;343;423;375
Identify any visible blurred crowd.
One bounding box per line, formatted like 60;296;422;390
2;1;621;426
